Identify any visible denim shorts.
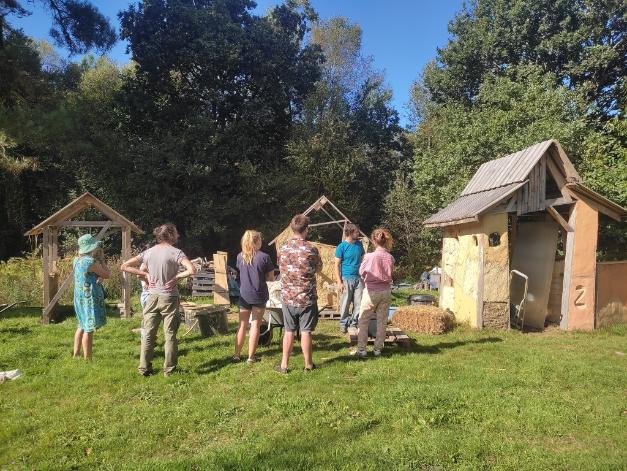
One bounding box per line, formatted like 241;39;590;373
282;304;319;332
238;297;267;311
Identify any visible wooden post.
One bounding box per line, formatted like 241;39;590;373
212;251;230;305
560;206;576;329
42;227;52;324
121;226;132;318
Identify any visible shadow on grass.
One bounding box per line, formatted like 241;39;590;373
196;355;236;374
320;337;503;366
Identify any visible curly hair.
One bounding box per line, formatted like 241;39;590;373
153;223;179;244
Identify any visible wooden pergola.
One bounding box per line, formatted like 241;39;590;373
25;192;144;324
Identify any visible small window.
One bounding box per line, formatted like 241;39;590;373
488;232;501;247
472;235;478;246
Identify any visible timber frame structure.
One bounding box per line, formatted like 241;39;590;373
25;192;144;324
424;139;626;331
268;195;368;312
268;195;368;246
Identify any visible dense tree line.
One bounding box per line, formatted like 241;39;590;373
385;0;626;270
1;0;624;275
0;0;405;260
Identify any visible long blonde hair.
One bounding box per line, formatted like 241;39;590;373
241;230;262;264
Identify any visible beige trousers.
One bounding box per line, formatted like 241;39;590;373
357;288;391;351
139;294;180;374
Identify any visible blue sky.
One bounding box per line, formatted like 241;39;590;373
11;0;463;127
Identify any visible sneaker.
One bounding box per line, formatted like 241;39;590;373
274;365;290;374
246;355;261;365
350;348;367;358
373;349;382;357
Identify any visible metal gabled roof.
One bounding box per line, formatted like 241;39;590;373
461;140;553;195
424;182;526;228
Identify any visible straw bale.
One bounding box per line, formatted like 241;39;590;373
392;305;454;335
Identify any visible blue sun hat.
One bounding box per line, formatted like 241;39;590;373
78;234;102;255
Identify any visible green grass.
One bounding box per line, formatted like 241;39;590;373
0;302;626;470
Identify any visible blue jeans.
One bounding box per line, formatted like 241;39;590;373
339;278;363;329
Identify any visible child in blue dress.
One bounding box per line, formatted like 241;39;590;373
73;234;110;360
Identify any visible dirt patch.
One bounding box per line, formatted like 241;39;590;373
392;305;454;334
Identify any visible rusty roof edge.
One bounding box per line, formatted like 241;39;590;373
424;181;527;228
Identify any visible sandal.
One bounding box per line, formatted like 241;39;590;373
231;355;241;363
246;355;261;364
274;365;289;374
304;363;317;372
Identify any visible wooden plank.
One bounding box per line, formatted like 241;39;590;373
539;156;547;210
567;190;622;222
560;207;576;329
57;221;124;227
547;206;573;232
212;251;230;305
545;197;573;207
546;153;572;201
42;228;51;324
121;226;132;318
477;241;485;329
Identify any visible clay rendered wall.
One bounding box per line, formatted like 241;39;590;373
596;261;627;327
480;213;510;329
564;200;598;330
440;225;481;327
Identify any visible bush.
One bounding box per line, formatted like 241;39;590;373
0;254;140;306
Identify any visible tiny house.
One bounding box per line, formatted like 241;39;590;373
424;140;626;330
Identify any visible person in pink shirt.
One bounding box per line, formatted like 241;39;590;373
352;228;395;357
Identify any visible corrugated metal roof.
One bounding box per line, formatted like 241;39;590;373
461;140;553;195
424;182;526;227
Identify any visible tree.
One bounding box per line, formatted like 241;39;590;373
423;0;626;119
0;0;116;54
287;16;407;233
111;0;323;253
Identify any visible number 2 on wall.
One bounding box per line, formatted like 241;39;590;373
574;285;586;308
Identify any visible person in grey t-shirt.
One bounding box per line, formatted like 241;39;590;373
122;223;196;376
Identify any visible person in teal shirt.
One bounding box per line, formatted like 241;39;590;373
335;224;365;333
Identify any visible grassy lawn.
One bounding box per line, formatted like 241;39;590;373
1;301;626;470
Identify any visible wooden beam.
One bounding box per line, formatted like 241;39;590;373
42;228;52;324
545;197;572;207
560;207;576;330
308;220;348;228
121;226;132;318
57;221;124;227
42;223;112;322
476;241;484;329
566;185;623;221
546;154;572;201
547;206;573;232
212;251;230;306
